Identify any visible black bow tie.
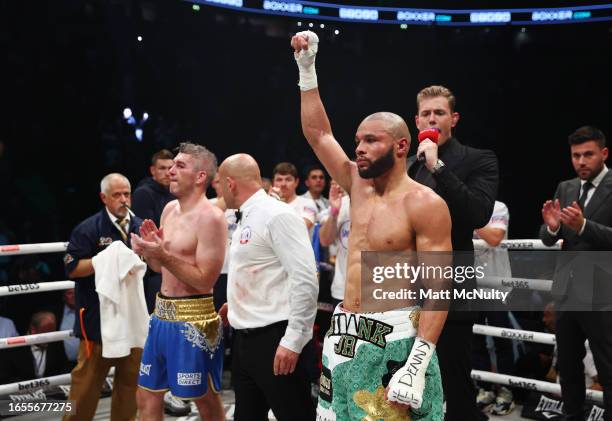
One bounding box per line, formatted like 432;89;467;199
235;210;242;223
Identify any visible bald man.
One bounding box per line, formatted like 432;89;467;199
291;31;452;419
132;142;227;421
217;154;318;421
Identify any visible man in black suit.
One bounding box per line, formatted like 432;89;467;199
0;311;69;384
409;85;498;420
539;125;612;419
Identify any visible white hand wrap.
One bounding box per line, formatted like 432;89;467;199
294;30;319;91
387;337;435;408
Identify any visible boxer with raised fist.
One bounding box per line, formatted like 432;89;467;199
291;31;451;420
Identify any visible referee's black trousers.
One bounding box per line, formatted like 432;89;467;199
232;320;316;421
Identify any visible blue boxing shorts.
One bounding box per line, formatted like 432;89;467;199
138;294;224;399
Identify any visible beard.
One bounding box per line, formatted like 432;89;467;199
357;146;395;179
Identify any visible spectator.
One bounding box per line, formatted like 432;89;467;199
0;311;69;384
57;289;79;367
0;315;18;339
131;149;175;314
473;200;517;415
301;165;329;216
271;162;317;229
318;180;349;307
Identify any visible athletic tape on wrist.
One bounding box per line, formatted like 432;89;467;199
387;336;435;408
294;31;319;91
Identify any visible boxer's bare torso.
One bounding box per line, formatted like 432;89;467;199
344;164;450;312
158;198;224;296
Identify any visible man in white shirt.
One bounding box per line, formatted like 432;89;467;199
0;315;18;339
319;180;350;306
302;165;330;216
217;153;318;421
271;162;317;229
473;201;516;415
59;289;79;364
132;143;227;421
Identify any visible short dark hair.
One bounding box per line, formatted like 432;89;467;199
568;126;606;148
151;149;174;165
272;162;298;179
304;165;326;179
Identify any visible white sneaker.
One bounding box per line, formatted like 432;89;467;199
491;386;515;416
164;391;191;416
476;387;496;413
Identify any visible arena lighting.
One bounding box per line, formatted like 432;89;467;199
186;0;612;26
122;108;150;142
123;108;135;125
303;6;319;15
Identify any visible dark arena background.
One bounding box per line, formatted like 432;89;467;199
1;0;611;245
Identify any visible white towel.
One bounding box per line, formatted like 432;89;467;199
92;241;149;358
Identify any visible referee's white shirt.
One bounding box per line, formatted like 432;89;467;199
227;189;318;353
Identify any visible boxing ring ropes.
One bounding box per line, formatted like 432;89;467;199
0;240;604;405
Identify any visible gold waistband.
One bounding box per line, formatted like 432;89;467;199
154;294;218;322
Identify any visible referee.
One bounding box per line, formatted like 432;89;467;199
218;153;318;421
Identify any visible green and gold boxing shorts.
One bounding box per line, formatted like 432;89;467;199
317;305;443;421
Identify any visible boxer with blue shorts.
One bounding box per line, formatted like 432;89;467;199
139;294;223;399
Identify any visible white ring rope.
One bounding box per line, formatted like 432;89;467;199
473;239;561;250
471;370;603;404
0;330;74;350
0;374;72;396
0;280;75;297
0;238;560;258
477;276;553;292
473;323;555;345
0;369;115;396
0;242;68;256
